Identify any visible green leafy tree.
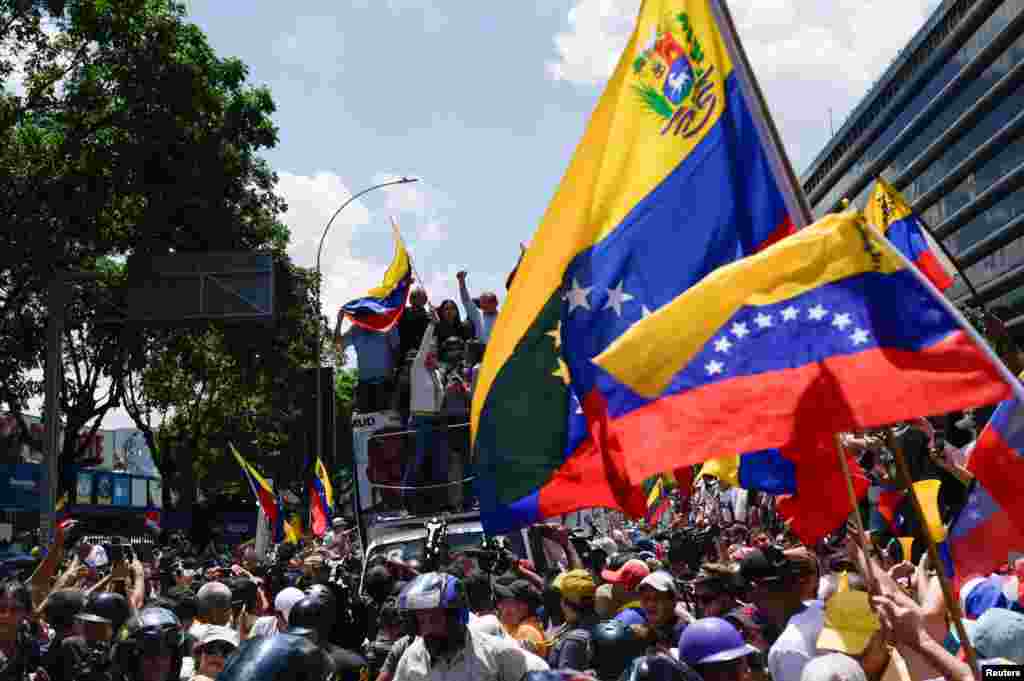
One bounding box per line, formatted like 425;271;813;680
0;0;313;508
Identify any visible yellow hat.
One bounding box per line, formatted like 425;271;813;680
817;590;880;655
559;569;597;605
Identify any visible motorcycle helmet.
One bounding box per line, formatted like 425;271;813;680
113;607;184;681
217;633;331;681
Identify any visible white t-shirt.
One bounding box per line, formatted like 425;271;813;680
767;601;826;681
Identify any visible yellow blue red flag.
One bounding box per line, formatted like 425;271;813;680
471;0;808;534
309;457;334;537
341;227;412;332
864;178;954;292
593;212;1011;487
230;444;298;543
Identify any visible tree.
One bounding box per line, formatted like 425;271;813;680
0;0;301;506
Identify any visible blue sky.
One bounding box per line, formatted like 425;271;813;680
30;0;946;427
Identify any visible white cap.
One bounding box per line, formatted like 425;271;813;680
197;625;239;651
274;587;305;622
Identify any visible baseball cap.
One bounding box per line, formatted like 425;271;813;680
816;590;880;655
602;558;650;590
961;576;1011;620
638;570;679;596
559;570;597;605
274;587;305;622
962;607;1024;663
493;579;541;604
196;625;239;652
738;546;790;585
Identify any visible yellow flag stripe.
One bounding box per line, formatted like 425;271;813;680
473;0;736;438
595;213;904;397
366;229;410;299
864;177;913;229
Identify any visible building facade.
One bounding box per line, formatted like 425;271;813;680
801;0;1024;324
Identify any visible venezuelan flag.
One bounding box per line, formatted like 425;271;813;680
230;444;295;543
341;227;412;332
696;445;868;545
308;457;334;537
472;0;804;535
865;178;954;292
594;212;1011;486
643;475;670;526
939;397;1024;581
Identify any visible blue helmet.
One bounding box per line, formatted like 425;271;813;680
398;572;468;624
678;617;758;667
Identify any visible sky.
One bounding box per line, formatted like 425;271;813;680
22;0;944;429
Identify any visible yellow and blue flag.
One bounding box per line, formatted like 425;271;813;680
341;227;412;332
593;212;1010;489
230;444;298;544
308;457;334;537
472;0;807;534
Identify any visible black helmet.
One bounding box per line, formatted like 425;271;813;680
43;589;87;630
364;565;394;603
305;583;336;608
604;552;636;573
592;620;644;681
113;607;184;681
288;597;329;639
622;654;703;681
79;592;131;632
217;633;331;681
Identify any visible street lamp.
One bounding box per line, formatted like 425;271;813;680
313;176;419;480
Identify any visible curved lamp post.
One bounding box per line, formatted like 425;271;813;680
313;176;419;495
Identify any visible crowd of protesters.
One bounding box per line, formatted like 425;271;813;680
4;427;1024;681
3;278;1024;681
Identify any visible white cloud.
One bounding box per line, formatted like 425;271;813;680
545;0;941;170
371;171;453;244
276;171;380;320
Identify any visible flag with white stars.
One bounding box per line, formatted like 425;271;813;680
595;212;1012;488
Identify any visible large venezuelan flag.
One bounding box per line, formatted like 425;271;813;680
864;178;954;292
472;0;805;534
594;212;1011;486
341;228;412;332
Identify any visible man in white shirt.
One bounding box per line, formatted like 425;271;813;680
457;271;499;344
739;546;825;681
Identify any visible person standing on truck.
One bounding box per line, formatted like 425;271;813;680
456;271;499;344
402;321;455;513
335;310;400;413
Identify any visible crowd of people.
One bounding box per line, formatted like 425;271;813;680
3;458;1024;681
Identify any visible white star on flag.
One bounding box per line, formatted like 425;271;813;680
730;322;749;339
808;304;828;321
641;305;652;318
705;360;724;376
603;281;635;317
713;337;732;353
781;306;799;321
831;313;852;330
850;328;870;346
566;278;592;313
754;312;772;328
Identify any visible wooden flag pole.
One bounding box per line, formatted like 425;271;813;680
834;434;879;595
889;434;979;673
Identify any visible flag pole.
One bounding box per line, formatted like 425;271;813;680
710;0;814;227
834;434;879;595
889;434;979;673
390;216;434;318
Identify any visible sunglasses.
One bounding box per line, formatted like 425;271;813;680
201;642;236;657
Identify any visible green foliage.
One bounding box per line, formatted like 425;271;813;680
335;368;357;406
0;0;319;507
